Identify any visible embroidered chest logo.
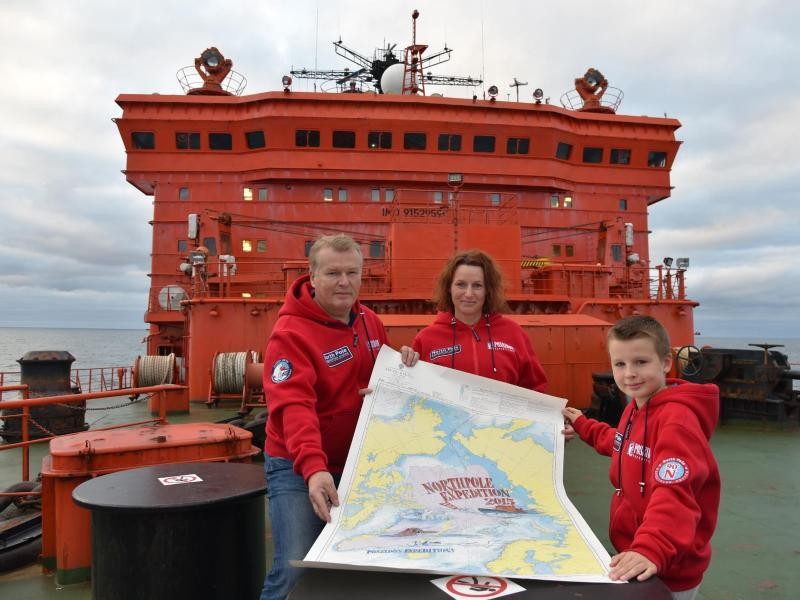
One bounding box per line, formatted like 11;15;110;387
270;358;293;383
368;338;381;350
654;457;689;484
323;345;354;367
429;344;462;361
487;340;515;352
625;441;652;461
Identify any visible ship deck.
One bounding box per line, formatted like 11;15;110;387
1;401;798;599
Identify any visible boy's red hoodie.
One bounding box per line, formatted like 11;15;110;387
572;380;720;591
263;275;388;482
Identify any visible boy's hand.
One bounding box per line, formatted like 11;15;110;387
608;550;658;582
561;407;583;424
561;420;577;441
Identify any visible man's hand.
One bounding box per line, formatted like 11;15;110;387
307;471;339;523
608;550;658;582
400;345;420;367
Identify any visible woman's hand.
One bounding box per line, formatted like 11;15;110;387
400;345;420;367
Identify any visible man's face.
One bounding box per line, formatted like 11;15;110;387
309;247;363;322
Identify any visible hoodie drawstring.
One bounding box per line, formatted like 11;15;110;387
358;311;377;363
485;314;497;374
450;317;458;369
615;402;650;497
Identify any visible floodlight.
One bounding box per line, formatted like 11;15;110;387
663;257;674;268
676;257;690;269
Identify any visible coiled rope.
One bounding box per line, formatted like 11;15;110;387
134;354;175;387
212;351;257;394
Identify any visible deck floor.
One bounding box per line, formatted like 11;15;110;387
1;411;798;599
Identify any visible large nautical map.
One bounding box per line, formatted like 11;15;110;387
301;346;613;582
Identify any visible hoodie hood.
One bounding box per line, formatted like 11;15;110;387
650;379;720;439
279;274;365;326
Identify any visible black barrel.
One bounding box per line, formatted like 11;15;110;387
72;461;266;600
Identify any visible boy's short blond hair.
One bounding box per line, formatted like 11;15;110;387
608;315;671;359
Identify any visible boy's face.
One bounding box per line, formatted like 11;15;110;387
608;337;672;407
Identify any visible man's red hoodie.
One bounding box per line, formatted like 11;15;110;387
572;380;720;591
263;275;388;482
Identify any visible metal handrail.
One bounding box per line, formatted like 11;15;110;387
0;384;184;489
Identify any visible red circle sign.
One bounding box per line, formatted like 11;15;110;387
445;575;508;597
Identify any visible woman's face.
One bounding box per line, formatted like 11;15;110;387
450;265;486;324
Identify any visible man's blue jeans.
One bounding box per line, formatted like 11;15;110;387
260;455;339;600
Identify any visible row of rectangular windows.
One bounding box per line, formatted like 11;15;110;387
176;238;597;261
179;237;386;258
132;130;667;167
178;186;629;210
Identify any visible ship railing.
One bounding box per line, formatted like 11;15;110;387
0;366;135;401
522;262;689;301
0;383;184;494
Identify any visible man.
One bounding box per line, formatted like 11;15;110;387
260;234;417;600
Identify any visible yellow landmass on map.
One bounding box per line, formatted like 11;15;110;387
342;399;445;529
456;420;604;574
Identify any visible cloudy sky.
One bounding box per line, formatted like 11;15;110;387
0;0;797;338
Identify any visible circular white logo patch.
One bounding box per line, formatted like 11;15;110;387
654;457;689;484
270;358;293;383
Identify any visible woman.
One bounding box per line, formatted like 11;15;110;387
412;250;547;391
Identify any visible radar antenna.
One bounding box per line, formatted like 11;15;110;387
510;77;528;102
290;10;481;94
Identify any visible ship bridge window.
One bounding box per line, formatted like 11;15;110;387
246;130;265;149
242;239;252;253
552;245;561;257
582;147;603;163
507;137;529;154
132;131;155;149
619;198;628;210
368;131;392;149
257;240;266;252
203;237;217;256
338;188;348;202
438;134;462;151
611;244;623;262
296;129;320;147
178;240;188;252
556;142;573;160
370;241;385;258
473;135;496;153
258;188;268;201
385;189;395;202
563;196;573;208
304;240;313;256
403;132;427;150
209;133;232;150
323;188;333;202
489;193;501;206
433;191;443;204
333;130;356;148
550;195;559;208
610;148;631;165
565;245;574;257
371;188;380;202
243;187;253;202
648;151;668;168
176;132;200;150
179;187;190;201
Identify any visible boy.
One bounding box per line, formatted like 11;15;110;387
563;315;720;599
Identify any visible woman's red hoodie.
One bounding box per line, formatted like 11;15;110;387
263;275;388;482
411;311;547;391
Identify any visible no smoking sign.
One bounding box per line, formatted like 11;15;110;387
158;473;204;486
431;575;524;599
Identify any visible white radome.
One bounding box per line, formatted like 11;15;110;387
380;63;407;94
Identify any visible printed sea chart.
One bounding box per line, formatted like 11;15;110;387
301;346;613;582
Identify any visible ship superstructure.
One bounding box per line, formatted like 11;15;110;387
114;15;695;407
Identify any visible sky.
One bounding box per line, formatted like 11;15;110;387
0;0;798;338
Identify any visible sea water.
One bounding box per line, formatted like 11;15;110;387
0;327;146;374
